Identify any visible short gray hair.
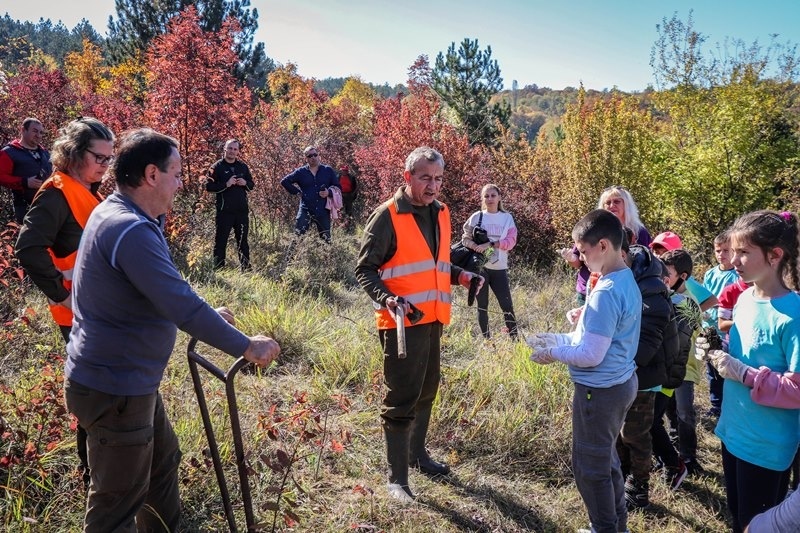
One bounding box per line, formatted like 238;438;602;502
404;146;444;174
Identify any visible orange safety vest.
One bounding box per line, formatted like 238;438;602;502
374;201;452;329
39;171;102;326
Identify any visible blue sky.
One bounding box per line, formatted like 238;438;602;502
4;0;799;91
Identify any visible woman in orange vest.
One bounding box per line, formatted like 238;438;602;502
15;117;115;486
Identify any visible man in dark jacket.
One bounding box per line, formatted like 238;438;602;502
0;118;52;223
206;139;254;270
280;146;340;242
617;243;680;509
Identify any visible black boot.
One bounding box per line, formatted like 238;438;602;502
409;406;450;476
385;428;415;503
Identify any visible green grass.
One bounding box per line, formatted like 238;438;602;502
0;223;730;532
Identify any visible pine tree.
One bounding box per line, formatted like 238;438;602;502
432;38;510;146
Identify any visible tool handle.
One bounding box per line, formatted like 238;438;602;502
394;298;407;359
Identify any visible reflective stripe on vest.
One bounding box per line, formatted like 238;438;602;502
40;171;102;327
375;200;452;330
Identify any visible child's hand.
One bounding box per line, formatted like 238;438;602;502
694;336;710;361
526;332;569;349
708;350;749;383
529;348;555;365
566;306;583;325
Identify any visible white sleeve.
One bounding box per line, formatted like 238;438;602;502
746;487;800;532
549;331;612;368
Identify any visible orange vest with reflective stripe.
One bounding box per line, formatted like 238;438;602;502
375;201;452;329
40;171;103;326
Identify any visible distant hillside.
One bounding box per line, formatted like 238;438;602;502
493;84;647;141
315;77;407;98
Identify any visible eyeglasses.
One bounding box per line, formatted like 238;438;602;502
305;153;319;158
86;149;114;165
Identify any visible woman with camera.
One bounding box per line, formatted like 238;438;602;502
461;184;518;340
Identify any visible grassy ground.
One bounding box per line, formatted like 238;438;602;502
0;227;730;532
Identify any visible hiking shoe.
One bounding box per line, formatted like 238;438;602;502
683;457;705;477
411;456;451;476
664;460;688;490
624;475;650;509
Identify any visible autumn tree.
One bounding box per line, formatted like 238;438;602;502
356;56;490;228
432;38;510;146
64;39;107;96
108;0;272;87
536;86;659;244
489;128;555;263
649;13;800;256
143;5;253;267
0;65;77;145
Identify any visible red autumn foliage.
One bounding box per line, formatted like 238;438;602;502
143;6;254;265
354;56;490;239
0;65;77;145
144;5;253;196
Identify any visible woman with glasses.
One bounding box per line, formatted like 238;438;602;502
15;116;114;487
562;186;652;304
461;184;518;339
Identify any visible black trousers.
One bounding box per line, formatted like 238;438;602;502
476;268;517;338
379;322;442;432
721;442;790;533
213;210;250;269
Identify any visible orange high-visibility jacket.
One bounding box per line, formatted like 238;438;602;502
375;201;452;329
40;171;102;326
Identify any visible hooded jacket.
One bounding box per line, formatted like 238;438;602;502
628;244;678;390
665;292;700;388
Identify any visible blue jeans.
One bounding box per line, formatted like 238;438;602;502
706;361;724;413
572;375;638;533
295;205;331;242
674;380;698;460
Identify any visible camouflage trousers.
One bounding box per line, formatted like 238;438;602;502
616;390;656;482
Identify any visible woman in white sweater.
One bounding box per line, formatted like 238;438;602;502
461;184;518;339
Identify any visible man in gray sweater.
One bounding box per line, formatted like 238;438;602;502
64;128;280;533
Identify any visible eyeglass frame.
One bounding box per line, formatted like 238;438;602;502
85;148;114;165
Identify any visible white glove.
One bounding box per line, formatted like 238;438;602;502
695;336;710;361
708;350;749;383
526;332;570;350
529;348;556;365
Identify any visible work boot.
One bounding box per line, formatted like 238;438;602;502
409;406;451;476
384;428;415;503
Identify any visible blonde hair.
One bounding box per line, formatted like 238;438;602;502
480;183;506;212
597;186;645;236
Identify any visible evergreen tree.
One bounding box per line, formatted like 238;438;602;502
107;0;272;88
432;38;510;146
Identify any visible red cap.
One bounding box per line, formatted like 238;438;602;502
650;231;683;251
340;165;349;172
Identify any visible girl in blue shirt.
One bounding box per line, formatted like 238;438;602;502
709;210;800;533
